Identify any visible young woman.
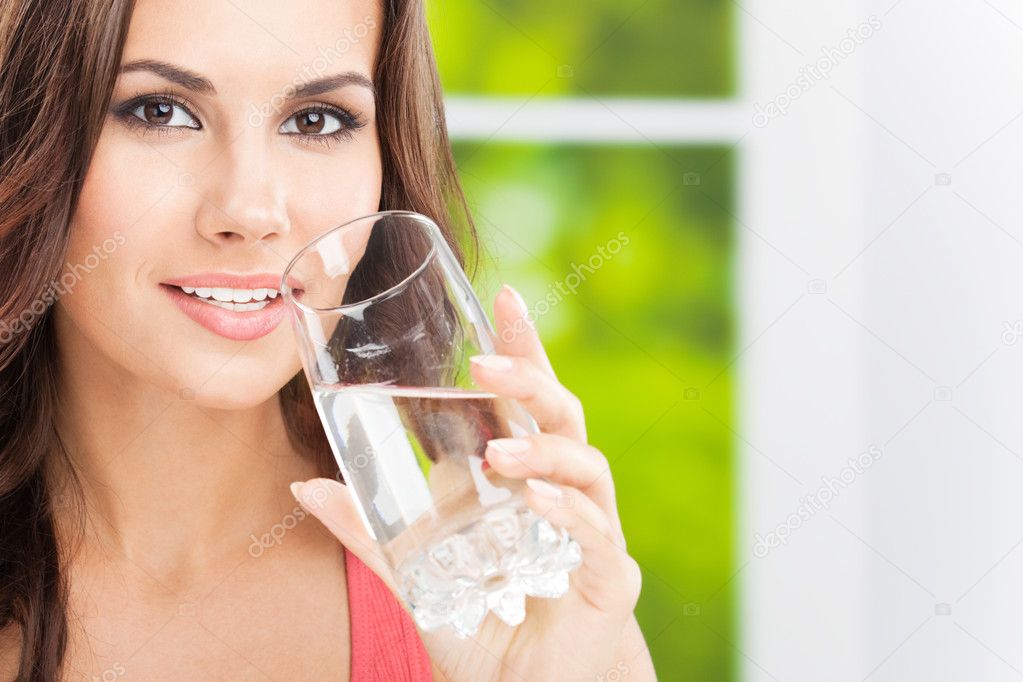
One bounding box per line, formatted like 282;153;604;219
0;0;657;679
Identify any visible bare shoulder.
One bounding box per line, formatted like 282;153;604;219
0;624;21;682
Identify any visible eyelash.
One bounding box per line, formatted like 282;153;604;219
112;90;367;147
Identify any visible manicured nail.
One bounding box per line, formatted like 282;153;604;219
487;438;530;457
290;478;344;510
470;354;513;371
526;477;562;499
502;283;530;317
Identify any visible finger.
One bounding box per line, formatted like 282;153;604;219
469;352;587;442
484;433;620;533
523;478;642;615
492;283;556;378
290;478;403;601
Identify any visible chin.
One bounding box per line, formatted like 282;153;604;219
166;357;302;411
180;380;290;411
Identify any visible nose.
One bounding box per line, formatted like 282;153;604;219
194;134;291;246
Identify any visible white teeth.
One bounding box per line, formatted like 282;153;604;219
211;287;233;303
178;285;279;303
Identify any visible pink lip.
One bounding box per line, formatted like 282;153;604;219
159;272;305;342
164;271;305;291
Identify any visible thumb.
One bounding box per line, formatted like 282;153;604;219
290;477;402;599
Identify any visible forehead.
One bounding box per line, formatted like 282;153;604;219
122;0;382;94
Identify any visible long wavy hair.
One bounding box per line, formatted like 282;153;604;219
0;1;477;679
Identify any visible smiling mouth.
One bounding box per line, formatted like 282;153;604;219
167;284;284;312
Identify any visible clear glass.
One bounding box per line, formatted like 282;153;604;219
280;210;582;638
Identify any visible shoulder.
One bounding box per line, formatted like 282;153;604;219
0;624;20;681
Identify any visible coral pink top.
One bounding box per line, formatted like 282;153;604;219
343;546;434;681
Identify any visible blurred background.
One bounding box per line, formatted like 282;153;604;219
431;1;1023;680
430;2;738;679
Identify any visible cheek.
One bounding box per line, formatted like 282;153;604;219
62;130;179;331
72;130;183;257
58;133;194;392
285;133;383;240
282;138;382;305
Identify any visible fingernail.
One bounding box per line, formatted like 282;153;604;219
291;478;343;510
502;284;530;318
526;477;562;499
470;354;513;371
487;438;530;457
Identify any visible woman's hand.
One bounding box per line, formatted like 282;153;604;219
290;284;657;682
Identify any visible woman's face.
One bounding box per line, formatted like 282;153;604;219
57;0;383;409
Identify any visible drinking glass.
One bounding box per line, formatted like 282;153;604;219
280;210;582;638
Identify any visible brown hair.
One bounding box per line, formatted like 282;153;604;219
0;1;477;679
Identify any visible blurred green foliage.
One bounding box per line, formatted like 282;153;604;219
454;143;736;680
430;2;737;679
428;0;735;97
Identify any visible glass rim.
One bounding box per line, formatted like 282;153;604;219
280;209;439;315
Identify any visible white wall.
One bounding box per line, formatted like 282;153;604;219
740;1;1023;680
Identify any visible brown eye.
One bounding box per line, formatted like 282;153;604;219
144;101;173;124
296;111;325;134
123;97;200;130
280;108;344;137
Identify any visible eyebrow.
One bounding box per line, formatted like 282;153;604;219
118;60;376;100
291;72;376;100
120;60;216;94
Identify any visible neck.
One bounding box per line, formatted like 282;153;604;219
48;324;328;589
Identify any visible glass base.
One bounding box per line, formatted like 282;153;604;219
394;502;583;638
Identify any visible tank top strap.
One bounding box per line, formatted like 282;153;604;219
344;545;434;681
